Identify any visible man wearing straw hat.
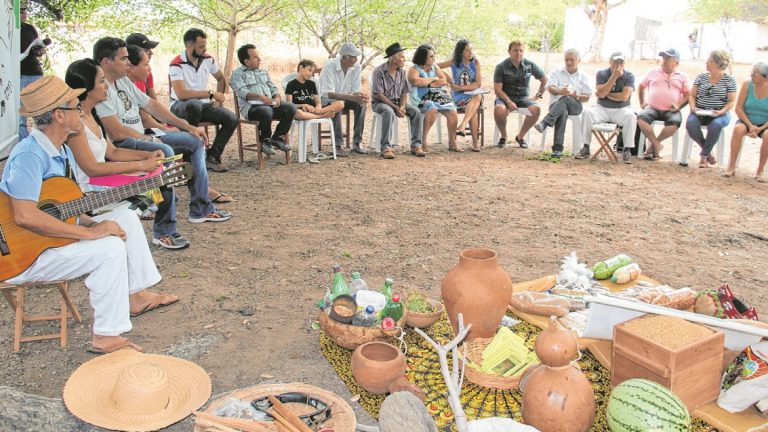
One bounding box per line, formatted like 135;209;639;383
0;75;178;354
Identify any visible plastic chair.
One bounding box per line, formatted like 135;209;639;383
435;97;486;147
370;109;411;153
281;73;337;163
538;114;582;153
638;120;680;161
1;281;82;352
492;110;532;146
678;125;727;167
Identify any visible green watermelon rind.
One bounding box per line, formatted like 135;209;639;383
607;379;691;432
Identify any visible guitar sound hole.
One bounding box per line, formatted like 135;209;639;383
39;202;63;220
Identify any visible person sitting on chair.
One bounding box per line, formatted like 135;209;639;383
492;40;547;149
575;52;637;163
438;39;483;152
533;48;592;159
286;60;344;121
1;75;178;354
230;44;297;156
724;62;768;180
318;42;369;155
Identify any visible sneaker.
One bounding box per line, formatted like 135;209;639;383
497;137;506;148
551;150;562;159
623;149;633;164
188;209;232;224
534;122;547;134
205;155;228;172
575;145;590;159
272;136;291;152
152;233;191;250
352;145;368;155
261;138;276;155
515;136;529;149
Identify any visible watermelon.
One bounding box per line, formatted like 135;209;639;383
607;379;690;432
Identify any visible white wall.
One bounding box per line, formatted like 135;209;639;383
1;0;20;159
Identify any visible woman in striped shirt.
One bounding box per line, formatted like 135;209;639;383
724;62;768;181
685;50;737;168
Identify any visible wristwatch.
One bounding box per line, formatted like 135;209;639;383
208;89;215;100
535;91;543;98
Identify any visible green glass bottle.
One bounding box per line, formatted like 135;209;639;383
330;264;350;300
387;293;404;322
379;277;394;301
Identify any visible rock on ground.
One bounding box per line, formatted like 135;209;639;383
379;391;437;432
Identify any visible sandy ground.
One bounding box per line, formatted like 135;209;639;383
1;55;767;430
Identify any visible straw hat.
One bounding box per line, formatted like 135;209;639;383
63;349;211;432
18;75;85;117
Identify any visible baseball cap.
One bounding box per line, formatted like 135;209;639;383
609;52;625;62
339;42;362;57
658;48;681;60
126;33;159;49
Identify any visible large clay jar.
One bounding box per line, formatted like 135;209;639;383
521;316;595;432
351;342;425;400
441;248;513;340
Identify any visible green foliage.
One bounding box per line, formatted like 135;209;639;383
689;0;768;24
501;0;580;51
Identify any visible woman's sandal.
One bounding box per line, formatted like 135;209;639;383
456;129;466;137
449;146;465;153
211;192;234;203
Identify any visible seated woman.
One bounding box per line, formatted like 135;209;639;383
685;50;737;168
407;44;459;154
65;58;189;250
438;39;483;152
285;60;344;120
724;62;768;181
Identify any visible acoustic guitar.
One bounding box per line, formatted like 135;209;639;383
0;163;191;281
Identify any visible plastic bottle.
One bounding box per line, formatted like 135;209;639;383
349;272;368;297
386;293;404;322
330;264;350;300
592;254;632;280
352;305;377;327
610;263;641;284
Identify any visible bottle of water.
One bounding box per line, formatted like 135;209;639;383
349;272;368;297
352;305;377;327
330;264;350;301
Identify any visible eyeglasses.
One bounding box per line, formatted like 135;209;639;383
57;103;82;113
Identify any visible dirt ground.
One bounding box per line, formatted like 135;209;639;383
1;56;767;431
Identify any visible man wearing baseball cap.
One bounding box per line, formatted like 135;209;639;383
637;48;689;160
318;42;369;155
1;75;177;354
126;33;159;99
576;51;637;163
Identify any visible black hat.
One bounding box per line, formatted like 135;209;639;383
126;33;159;49
384;42;405;59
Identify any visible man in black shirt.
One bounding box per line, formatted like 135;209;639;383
18;4;51;139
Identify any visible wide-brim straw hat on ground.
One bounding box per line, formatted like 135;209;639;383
18;75;85;117
63;349;211;432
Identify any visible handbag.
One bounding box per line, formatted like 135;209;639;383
418;87;455;109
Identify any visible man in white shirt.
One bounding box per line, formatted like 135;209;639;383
534;49;592;158
169;28;238;172
319;42;369;155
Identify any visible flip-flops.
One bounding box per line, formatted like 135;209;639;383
130;293;179;317
87;338;143;354
211;192;233;203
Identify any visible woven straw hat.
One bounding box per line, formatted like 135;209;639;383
63;349;211;432
18;75;85;117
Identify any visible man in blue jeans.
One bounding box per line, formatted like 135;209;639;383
93;37;231;249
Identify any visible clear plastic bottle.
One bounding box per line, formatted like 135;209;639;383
330;264;350;301
349;272;369;297
592;254;632;280
352;305;377;327
610;263;641;284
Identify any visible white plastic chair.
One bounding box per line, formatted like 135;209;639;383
492;110;532;147
638;120;680;161
538;114;582;154
678;125;727;167
281;73;336;163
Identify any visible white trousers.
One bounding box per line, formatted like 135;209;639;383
6;209;161;336
582;104;637;148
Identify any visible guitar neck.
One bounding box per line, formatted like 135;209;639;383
57;174;168;220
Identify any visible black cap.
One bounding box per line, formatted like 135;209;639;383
126;33;159;49
384;42;406;59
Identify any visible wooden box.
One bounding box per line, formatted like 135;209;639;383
611;315;724;411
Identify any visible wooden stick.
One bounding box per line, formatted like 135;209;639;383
267;395;314;432
266;410;302;432
194;411;275;432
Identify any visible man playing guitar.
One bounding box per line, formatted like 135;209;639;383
0;76;178;354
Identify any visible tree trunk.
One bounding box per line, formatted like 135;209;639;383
586;10;607;62
222;27;238;93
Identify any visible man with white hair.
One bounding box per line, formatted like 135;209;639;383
319;42;369;155
637;48;689;160
534;49;592;159
575;52;637;163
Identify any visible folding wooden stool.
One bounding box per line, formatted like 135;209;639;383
590;123;620;162
0;281;82;352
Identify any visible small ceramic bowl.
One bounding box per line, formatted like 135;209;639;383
329;295;357;324
405;295;444;328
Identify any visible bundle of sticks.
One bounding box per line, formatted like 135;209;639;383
194;395;330;432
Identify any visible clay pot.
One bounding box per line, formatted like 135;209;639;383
441;248;513;340
350;342;425;401
521;317;595;432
